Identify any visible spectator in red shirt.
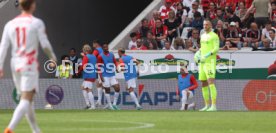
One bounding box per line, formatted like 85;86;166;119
159;0;176;20
206;2;218;27
149;10;161;30
201;0;211;13
245;0;254;9
131;39;148;50
152;18;168;49
271;2;276;21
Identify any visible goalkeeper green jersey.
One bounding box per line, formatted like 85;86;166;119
200;31;219;64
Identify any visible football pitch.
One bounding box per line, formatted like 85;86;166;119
1;110;276;133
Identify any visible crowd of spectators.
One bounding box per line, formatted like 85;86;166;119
128;0;276;52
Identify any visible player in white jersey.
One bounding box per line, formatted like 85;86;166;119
0;0;57;133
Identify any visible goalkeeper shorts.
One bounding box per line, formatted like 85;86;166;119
198;63;216;81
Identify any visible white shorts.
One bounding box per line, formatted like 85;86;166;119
11;58;39;94
82;81;94;89
181;90;194;99
126;78;137;89
102;76;118;88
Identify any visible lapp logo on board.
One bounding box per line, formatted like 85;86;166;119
243;80;276;111
150;54;189;66
216;55;236;66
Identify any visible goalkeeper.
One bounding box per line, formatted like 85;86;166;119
194;19;219;111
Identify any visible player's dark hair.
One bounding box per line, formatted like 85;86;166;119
19;0;35;11
119;48;126;54
93;40;100;44
102;41;109;46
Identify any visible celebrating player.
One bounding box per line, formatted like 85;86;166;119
78;44;97;110
92;40;104;106
118;48;142;110
98;43;121;110
0;0;57;133
176;62;198;111
194;19;219;111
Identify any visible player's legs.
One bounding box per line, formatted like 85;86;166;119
205;63;217;111
127;79;142;110
180;90;195;111
83;81;95;109
5;70;41;133
96;77;103;106
102;77;114;110
199;64;211;111
5;90;39;133
111;77;120;109
206;78;217;111
199;81;210;111
25;102;41;133
81;83;90;109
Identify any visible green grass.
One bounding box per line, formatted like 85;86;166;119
1;110;276;133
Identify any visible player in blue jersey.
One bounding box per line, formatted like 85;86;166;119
78;44;98;109
92;40;105;106
118;48;142;110
98;43;120;110
176;62;198;111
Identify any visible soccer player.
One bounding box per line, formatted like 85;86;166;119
118;48;142;110
176;63;198;111
98;43;120;110
194;19;219;111
92;40;104;106
0;0;57;133
78;44;97;110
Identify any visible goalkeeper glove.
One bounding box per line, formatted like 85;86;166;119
194;51;201;64
201;52;212;63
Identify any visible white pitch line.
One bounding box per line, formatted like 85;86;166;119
16;119;155;131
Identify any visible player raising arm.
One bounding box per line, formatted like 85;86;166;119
0;0;57;133
194;19;219;111
118;48;142;110
176;63;198;111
